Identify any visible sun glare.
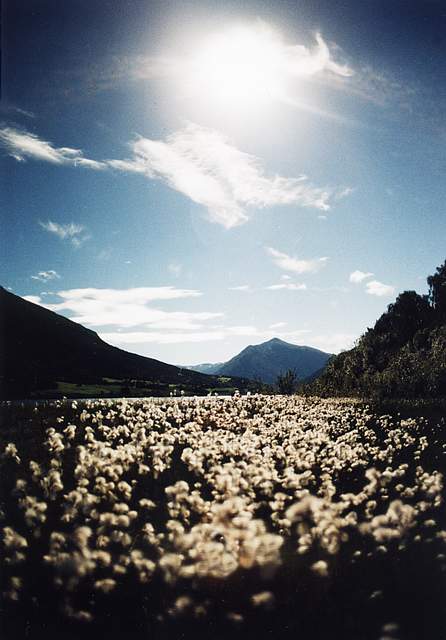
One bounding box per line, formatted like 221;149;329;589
188;25;288;110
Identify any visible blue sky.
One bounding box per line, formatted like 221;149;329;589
1;0;445;365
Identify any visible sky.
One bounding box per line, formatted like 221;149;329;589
1;0;446;365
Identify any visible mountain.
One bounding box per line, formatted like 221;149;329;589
0;287;249;399
187;338;332;384
307;260;446;399
185;362;224;375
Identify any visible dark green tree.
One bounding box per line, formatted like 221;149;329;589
304;259;446;399
374;290;432;346
276;369;298;395
428;260;446;318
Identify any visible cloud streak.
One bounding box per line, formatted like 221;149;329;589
1;124;351;228
0;127;106;168
266;247;328;274
31;270;60;282
102;326;352;354
101;326;312;347
39;220;90;247
112;124;338;228
22;289;353;353
23;287;218;330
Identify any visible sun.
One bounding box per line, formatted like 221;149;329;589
187;24;287;110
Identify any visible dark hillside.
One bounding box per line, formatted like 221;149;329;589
0;288;246;398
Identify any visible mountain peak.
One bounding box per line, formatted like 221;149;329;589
188;337;332;384
265;337;286;345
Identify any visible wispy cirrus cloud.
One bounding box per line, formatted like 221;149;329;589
338;66;415;109
31;270;60;282
39;220;91;247
0;104;36;119
111;123;340;228
266;247;329;274
349;270;374;283
365;280;395;297
0;126;106;168
1;123;352;229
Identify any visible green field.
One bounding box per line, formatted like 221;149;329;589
29;379;242;399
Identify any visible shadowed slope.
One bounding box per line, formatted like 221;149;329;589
0;287;244;398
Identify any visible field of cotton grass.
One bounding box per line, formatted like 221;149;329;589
1;395;446;639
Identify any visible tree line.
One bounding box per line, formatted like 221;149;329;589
300;260;446;399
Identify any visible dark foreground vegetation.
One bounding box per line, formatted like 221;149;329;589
306;260;446;399
1;396;445;640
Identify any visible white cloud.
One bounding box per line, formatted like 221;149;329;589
270;322;287;330
101;325;258;345
266;247;328;274
266;283;307;291
25;287;218;330
309;333;356;353
365;280;395;297
2;123;352;228
101;325;311;347
31;270;60;282
101;331;225;345
0;127;106;168
349;270;374;283
113;124;338;228
23;295;42;305
39;220;90;247
23;288;355;354
292;32;353;78
228;285;251;291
